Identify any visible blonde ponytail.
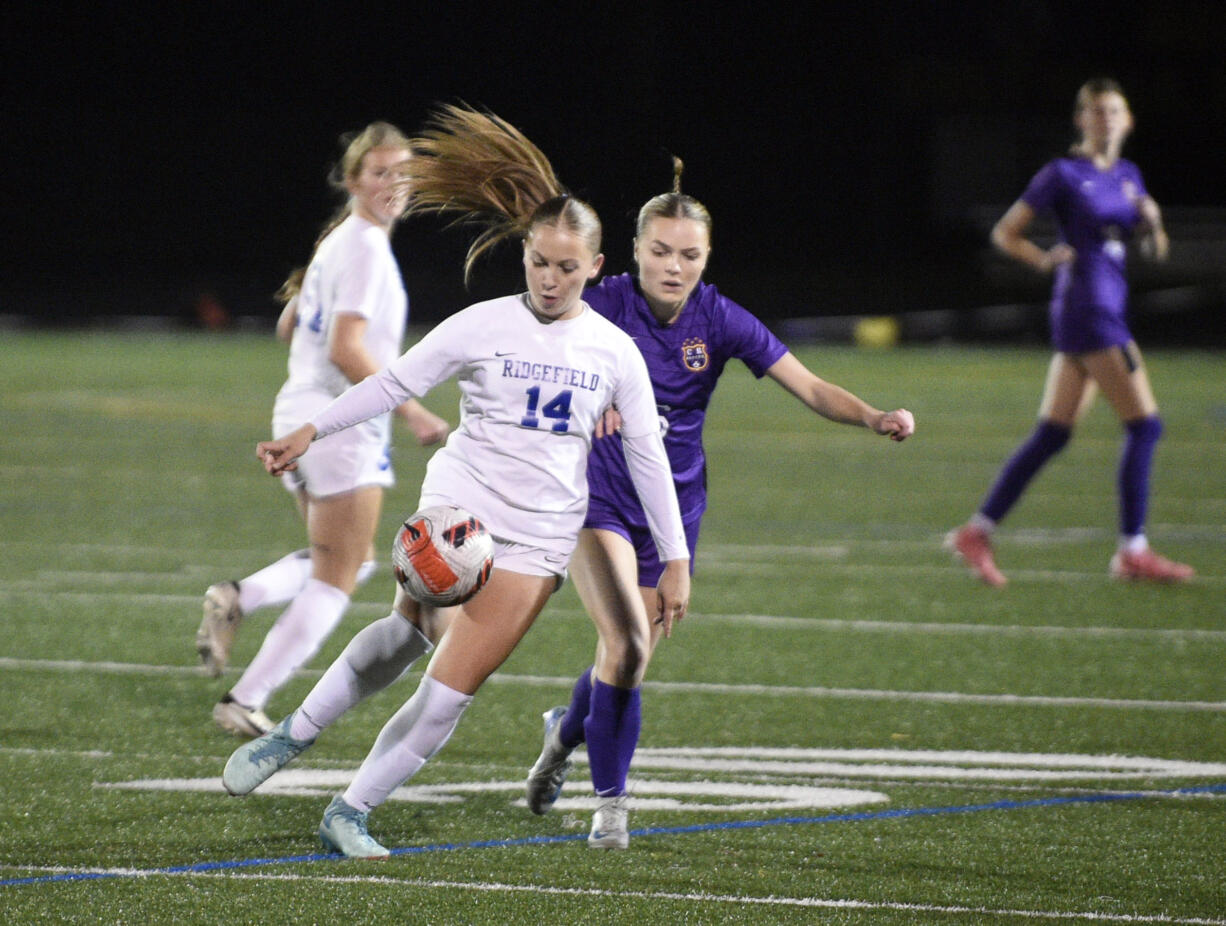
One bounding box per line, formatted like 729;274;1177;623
403;104;601;282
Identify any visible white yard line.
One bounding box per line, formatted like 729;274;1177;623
2;867;1222;924
2;584;1223;641
2;657;1221;712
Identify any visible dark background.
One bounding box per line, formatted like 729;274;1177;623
5;2;1225;342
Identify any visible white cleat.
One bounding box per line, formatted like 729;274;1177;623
319;795;390;859
196;581;243;677
222;713;315;796
588;794;630;849
212;694;274;738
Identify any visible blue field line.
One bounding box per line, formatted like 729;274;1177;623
5;783;1226;888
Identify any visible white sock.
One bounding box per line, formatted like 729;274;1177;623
968;513;996;534
237;549;313;614
293;615;433;740
355;559;377;587
343;676;472;812
237;554;375;614
230;578;350;709
1120;534;1148;554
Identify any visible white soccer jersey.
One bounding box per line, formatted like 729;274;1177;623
273;213;407;448
309;294;687;559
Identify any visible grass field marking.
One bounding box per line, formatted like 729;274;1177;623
749;562;1226;584
4;870;1225;926
7;782;1226;921
100;749;1226;810
499;673;1226;712
0;587;395;619
630;747;1226;781
0;657;239;678
2;526;1219;566
702;526;1225;557
686;612;1226;642
0;589;222;607
9;579;1225;641
0;524;1218;555
100;771;891;813
3;657;1224;712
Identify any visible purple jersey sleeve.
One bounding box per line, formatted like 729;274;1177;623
1019;160;1062;214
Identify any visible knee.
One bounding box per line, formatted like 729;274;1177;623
599;633;650;687
1037;419;1073;453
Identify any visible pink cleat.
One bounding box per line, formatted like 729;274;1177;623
1109;549;1194;583
946;524;1007;587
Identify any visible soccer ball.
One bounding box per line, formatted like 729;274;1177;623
391;505;494;607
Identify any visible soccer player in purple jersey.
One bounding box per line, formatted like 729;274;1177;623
525;159;915;848
948;78;1193;587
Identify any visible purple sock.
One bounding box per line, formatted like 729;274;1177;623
980;420;1071;523
557;666;594;748
583;679;641;798
1119;416;1162;536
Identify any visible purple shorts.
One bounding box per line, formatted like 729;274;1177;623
1050;303;1132;355
584;495;702;586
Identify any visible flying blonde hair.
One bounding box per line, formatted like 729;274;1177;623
402;103;602;283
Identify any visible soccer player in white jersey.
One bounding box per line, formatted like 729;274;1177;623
197;123;449;736
220;105;690;859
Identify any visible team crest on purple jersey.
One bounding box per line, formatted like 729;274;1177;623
682;338;710;372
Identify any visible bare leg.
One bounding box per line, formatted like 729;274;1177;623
225;486;384;718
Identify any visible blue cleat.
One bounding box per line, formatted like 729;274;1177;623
525;706;573;815
222;712;314;796
318;795;390;859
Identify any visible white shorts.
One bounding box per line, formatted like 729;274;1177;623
416;490;570;584
276;418;395;499
489;536;569;586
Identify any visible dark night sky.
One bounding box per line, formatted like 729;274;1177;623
6;2;1225;325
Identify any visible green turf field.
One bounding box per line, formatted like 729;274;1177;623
1;330;1223;924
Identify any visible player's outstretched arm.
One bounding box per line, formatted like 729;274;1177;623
765;353;915;441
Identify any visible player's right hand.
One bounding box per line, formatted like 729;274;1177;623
1039;243;1076;272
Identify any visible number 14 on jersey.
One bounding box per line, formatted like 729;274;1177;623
521;386;572;433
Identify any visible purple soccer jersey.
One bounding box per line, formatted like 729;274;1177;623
583;273;787;539
1020;156;1149;353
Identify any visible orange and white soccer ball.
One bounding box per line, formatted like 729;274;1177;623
391;506;494;607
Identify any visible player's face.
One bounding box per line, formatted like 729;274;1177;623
1076;92;1133;152
346;146;411;229
522;224;604;322
634;216;711;320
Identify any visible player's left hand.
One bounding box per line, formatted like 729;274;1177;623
654;560;691;638
594;405;623;439
875;408;915;442
256;423;316;475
